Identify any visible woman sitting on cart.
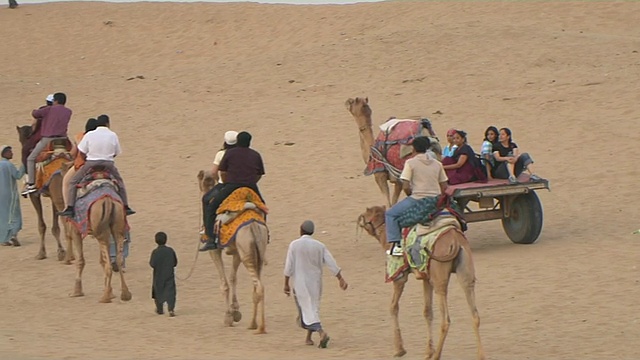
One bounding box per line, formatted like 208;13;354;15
442;130;485;185
492;127;541;184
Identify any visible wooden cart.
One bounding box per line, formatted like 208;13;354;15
447;176;550;244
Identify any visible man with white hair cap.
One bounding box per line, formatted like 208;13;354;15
198;131;238;237
284;220;348;349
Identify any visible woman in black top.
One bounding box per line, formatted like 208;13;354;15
442;130;483;184
492;128;541;184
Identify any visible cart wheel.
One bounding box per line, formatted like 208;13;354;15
502;192;543;244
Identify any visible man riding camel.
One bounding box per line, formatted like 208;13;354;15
59;115;135;217
22;92;72;196
199;131;265;251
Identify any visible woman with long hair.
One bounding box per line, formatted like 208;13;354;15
481;126;499;180
492;128;541;184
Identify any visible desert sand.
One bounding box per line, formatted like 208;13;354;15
1;1;639;359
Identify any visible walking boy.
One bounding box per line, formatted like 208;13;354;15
149;232;178;317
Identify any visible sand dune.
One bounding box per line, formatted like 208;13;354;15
1;2;639;359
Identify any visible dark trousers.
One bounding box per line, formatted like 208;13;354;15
9;0;18;7
154;294;176;312
202;183;264;240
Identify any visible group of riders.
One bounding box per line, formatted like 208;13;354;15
385;125;541;256
21;92;134;217
22;93;266;252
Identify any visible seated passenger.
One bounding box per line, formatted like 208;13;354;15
442;130;484;185
441;128;458;158
385;137;448;256
62;118;98;209
480;126;499;180
492;127;541;184
59;115;135;217
199;131;266;251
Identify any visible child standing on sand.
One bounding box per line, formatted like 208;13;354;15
149;232;178;317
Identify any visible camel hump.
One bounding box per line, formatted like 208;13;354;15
429;228;462;263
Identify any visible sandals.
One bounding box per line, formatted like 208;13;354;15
1;242;12;247
318;335;330;349
10;238;20;246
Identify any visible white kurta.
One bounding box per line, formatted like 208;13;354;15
284;235;341;329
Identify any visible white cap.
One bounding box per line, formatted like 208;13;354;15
46;94;54;103
224;131;238;145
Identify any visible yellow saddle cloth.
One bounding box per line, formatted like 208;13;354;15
216;188;267;248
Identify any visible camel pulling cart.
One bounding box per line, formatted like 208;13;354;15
446;174;550;244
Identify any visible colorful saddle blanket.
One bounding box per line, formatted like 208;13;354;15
365;119;437;177
67;183;128;239
385;217;461;283
215;187;267;248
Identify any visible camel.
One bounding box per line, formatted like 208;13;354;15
62;163;131;303
345;97;442;208
357;206;485;360
17;125;68;261
197;170;268;334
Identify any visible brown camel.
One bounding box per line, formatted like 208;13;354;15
63;166;131;303
345;97;442;208
197;170;268;333
17;125;68;261
357;206;485;360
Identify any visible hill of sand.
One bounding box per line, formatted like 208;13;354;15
1;2;639;359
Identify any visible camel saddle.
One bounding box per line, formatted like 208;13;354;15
214;187;267;248
35;138;72;163
75;167;120;200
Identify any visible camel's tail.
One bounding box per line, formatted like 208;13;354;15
451;231;477;284
93;197;116;240
250;222;269;277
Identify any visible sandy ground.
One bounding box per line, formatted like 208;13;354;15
1;1;640;359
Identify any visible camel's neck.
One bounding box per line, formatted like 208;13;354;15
357;115;375;165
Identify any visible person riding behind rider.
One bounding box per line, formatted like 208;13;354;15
23;92;72;195
59;115;135;217
199;131;265;251
61;118;98;209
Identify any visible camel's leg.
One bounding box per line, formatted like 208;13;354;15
236;228;266;334
210;249;232;326
423;278;435;360
391;273;409;358
50;202;66;261
98;240;114;303
374;172;392;208
456;250;486;360
62;221;75;264
114;231;131;301
69;230;85;297
391;179;403;205
229;252;242;320
29;194;47;260
431;262;453;360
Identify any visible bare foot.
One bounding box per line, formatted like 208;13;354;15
305;339;314;346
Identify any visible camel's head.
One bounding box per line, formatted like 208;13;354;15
16;125;32;145
345;97;372;120
357;205;386;241
197;169;217;195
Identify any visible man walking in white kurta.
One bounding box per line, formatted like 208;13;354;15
284;220;348;348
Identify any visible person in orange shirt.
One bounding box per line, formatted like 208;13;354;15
62;118;98;208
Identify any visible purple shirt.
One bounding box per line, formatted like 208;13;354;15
31;104;72;137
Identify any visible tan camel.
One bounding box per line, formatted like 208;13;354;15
345;97;442;208
197;170;268;333
63;166;131;303
17;125;68;261
357;206;485;360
